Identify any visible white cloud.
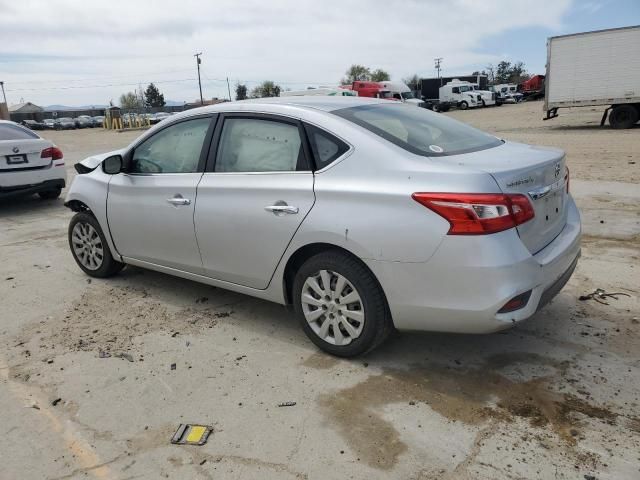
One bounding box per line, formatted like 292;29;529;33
0;0;572;105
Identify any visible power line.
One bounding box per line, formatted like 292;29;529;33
6;77;198;92
7;68;195;86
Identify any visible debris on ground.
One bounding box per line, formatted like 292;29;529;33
278;401;297;407
170;424;212;446
115;352;134;362
579;288;631;305
170;363;176;370
5;277;14;280
235;355;246;361
98;350;111;358
51;398;62;407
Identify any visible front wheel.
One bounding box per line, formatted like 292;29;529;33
459;101;468;110
68;212;124;277
293;251;392;357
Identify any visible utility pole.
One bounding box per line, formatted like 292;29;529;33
0;81;7;104
434;57;443;84
194;52;204;105
226;77;232;101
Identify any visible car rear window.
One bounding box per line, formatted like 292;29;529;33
0;123;39;140
333;103;502;156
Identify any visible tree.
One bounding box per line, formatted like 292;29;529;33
508;61;529;84
144;83;165;107
250;80;281;98
370;68;390;82
235;83;248;101
495;61;512;84
341;64;371;85
119;91;142;109
484;64;496;84
402;74;421;92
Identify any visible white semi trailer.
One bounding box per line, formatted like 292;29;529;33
544;25;640;129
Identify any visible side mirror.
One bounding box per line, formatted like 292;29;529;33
103;155;123;174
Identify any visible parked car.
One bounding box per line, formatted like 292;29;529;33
55;117;76;130
0;120;66;199
74;115;93;129
43;119;56;129
91;116;105;128
64;97;581;357
20;119;46;130
150;112;171;124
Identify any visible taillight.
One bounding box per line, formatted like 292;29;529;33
565;166;570;194
412;192;535;235
41;146;63;161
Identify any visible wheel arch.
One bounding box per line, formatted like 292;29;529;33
281;242;391;315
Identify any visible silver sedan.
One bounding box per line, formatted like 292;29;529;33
65;97;581;357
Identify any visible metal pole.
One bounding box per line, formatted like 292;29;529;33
194;53;203;105
0;81;7;104
226;77;232;101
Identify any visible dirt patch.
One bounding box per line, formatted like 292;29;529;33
16;285;231;357
319;354;623;470
301;352;340;370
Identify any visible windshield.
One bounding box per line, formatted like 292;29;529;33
333;103;502;156
401;91;415;99
458;85;471;92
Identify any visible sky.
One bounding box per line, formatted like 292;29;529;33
0;0;638;107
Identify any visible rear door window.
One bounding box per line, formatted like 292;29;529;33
0;123;39;140
304;125;349;170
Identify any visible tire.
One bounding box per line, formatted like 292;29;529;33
38;188;61;200
609;105;639;129
293;250;393;357
68;212;124;278
459;101;468;110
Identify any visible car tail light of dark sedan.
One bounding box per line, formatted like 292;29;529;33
412;192;535;235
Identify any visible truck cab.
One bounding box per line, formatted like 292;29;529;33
350;81;395;100
378;81;425;107
469;83;497;106
439;80;480;109
492;84;523;103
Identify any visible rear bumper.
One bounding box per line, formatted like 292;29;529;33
0;178;66;199
365;196;582;333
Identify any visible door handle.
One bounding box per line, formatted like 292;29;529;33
167;195;191;206
265;204;299;215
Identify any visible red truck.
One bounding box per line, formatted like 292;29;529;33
349;81;395;99
518;75;545;100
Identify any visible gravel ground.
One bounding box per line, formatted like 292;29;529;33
0;103;638;480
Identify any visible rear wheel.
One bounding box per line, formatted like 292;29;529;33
293;250;392;357
68;212;124;278
609;105;639;129
38;188;61;200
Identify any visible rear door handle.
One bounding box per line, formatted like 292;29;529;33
265;204;299;215
167;195;191;206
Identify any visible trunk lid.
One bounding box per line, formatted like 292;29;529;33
0;139;53;171
441;141;568;254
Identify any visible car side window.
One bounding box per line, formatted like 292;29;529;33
215;118;306;172
304;125;349;170
451;87;460;94
130;118;210;174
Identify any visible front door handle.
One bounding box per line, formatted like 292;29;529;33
265;204;299;215
167;195;191;206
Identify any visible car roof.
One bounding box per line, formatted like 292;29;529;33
194;96;389;114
